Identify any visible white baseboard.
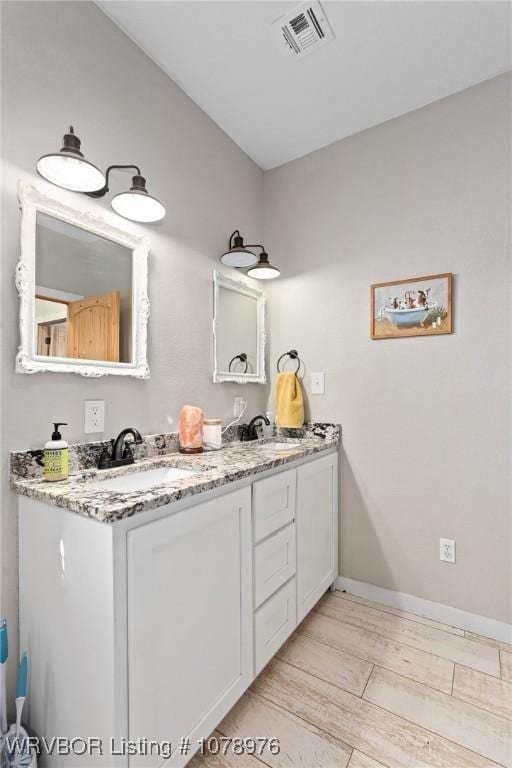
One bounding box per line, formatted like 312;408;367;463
335;576;512;645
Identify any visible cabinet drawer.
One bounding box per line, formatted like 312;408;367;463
254;577;297;675
254;523;296;608
253;468;296;543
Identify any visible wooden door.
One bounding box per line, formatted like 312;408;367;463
127;488;253;767
67;291;120;362
297;453;338;623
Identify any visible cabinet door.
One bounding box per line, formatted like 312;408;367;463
297;453;338;623
127;488;252;767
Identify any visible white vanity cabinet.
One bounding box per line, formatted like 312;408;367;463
18;450;338;768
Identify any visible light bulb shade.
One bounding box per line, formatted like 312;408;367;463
36;127;105;192
220;231;258;267
111;175;165;223
221;247;258;268
247;251;280;280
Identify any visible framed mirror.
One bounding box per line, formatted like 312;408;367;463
213;270;266;384
16;182;150;378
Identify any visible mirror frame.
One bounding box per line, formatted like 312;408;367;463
16;182;150;378
213;270;266;384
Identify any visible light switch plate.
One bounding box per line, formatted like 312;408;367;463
311;372;325;395
84;400;105;434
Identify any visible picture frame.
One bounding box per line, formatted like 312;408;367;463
370;272;453;340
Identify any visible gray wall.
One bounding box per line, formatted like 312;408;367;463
1;0;265;695
264;74;511;623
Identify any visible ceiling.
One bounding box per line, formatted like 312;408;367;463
98;1;511;170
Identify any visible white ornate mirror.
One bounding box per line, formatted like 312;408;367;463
213;270;266;384
16;182;150;378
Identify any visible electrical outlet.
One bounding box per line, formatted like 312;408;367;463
84;400;105;434
233;397;246;418
311;372;325;395
440;538;456;564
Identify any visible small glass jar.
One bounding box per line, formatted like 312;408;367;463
203;419;222;451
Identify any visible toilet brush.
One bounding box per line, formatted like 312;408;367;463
15;653;27;740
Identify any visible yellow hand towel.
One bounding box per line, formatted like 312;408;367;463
275;371;304;428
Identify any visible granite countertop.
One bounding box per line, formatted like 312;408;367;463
11;425;340;523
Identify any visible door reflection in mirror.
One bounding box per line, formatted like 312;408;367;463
35;212;132;363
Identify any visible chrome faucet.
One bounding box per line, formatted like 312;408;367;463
241;415;270;442
98;427;143;469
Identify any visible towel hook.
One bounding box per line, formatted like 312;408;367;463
228;353;248;373
277;349;302;375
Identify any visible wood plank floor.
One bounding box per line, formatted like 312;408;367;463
197;590;512;768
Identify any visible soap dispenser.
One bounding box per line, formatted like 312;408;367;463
44;423;69;482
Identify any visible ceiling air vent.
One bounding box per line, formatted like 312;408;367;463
273;1;334;59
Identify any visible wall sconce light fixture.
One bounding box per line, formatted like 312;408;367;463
36;127;165;223
221;230;258;268
36;127;105;193
247;250;281;280
221;230;280;279
90;166;166;223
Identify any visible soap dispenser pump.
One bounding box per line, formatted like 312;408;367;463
44;423;69;482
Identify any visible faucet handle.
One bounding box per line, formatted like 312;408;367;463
98;448;111;469
123;443;135;461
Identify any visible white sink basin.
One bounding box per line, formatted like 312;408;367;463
87;466;198;493
262;442;302;451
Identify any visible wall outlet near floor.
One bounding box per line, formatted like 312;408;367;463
84;400;105;434
311;371;325;395
440;538;456;563
233;396;246;418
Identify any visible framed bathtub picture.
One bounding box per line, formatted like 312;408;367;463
371;272;452;339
